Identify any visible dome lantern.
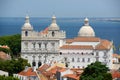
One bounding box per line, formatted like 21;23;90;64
52;15;56;23
22;15;33;31
48;15;60;31
25;15;30;23
84;17;89;26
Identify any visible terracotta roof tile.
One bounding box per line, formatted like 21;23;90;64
38;64;50;72
40;27;48;34
47;66;66;74
66;39;74;43
19;67;37;76
95;40;112;50
74;37;100;42
60;45;93;50
63;74;79;80
112;71;120;78
113;53;118;57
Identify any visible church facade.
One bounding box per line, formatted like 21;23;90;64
21;15;66;69
21;16;113;69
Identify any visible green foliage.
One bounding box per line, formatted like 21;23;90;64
0;58;30;76
0;34;21;56
0;75;19;80
80;61;112;80
0;47;11;54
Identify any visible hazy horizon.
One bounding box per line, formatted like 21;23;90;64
0;0;120;17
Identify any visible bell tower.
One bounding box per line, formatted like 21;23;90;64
21;15;33;37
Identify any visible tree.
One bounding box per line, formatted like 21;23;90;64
0;34;21;57
0;58;30;76
0;75;19;80
80;61;112;80
0;47;11;54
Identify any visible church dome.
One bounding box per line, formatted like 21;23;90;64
22;15;33;30
78;18;95;37
48;15;60;31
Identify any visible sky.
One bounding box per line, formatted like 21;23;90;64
0;0;120;17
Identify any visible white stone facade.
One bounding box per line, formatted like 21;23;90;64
21;16;113;69
60;18;113;69
21;15;66;69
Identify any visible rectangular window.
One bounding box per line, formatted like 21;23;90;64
88;58;90;62
51;43;55;50
44;43;47;50
77;58;80;62
72;58;74;62
25;42;28;49
82;58;85;62
104;52;107;57
96;57;99;61
38;43;41;49
33;43;35;49
51;43;55;47
96;52;99;56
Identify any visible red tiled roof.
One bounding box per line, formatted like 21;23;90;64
112;71;120;78
38;64;50;72
19;67;37;76
48;66;66;74
66;39;74;43
113;53;119;57
63;74;79;80
95;40;112;50
74;37;100;42
40;27;48;34
60;45;93;50
66;37;100;43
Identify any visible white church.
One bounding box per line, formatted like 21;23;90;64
21;15;113;69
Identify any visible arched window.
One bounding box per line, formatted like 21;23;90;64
91;53;94;55
38;61;42;67
25;31;28;36
32;61;36;66
60;52;62;55
52;31;55;37
65;63;68;67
